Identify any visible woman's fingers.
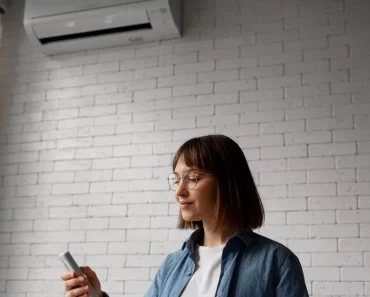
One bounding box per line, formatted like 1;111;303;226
65;276;86;292
65;285;89;297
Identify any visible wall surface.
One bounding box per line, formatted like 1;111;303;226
0;0;370;296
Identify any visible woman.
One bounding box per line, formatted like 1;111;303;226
61;134;309;297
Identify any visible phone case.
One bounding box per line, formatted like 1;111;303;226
58;251;99;297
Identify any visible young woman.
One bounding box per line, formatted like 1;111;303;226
61;134;309;297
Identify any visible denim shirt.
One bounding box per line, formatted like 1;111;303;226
144;228;308;297
104;228;309;297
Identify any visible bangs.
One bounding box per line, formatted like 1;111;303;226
172;137;213;172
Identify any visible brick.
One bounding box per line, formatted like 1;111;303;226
259;225;308;239
241;65;283;79
173;84;213;97
241;110;285;124
38;172;74;184
339;239;370;252
260;98;304;110
358;142;370;154
119;79;156;93
312;252;363;267
331;82;369;95
337;210;370;223
313;281;364;295
261;145;307;159
258;75;301;89
339;182;370;195
216;124;259;137
216;103;257;115
198;114;239;127
241;42;283;58
98;49;135;62
258;185;288;199
309;143;356;156
110;217;150;229
243;90;285;105
285;60;329;75
289;183;336;197
336;155;370;169
84;62;119;75
361;224;370;237
174;40;213;54
133;110;172;123
334;129;370;142
308;169;356;183
264;212;286;225
216;57;258;70
108;242;149;255
57;137;93;149
86;230;126;242
120;57;158;70
285;84;330;98
175;61;215;75
239;135;284;149
310;224;358;238
159;52;197;66
93;135;131;147
359;196;370;209
260;171;306;185
288;211;335;225
306;116;353;131
135;44;173;58
174;105;214;118
94;93;132;106
198;69;239;83
286;106;332;120
257;29;300;44
90;181;129;193
215;35;255;49
263;198;307;211
289;239;337;252
199;48;239;62
126;229;168;241
58;118;94;130
74;170;112;182
286;131;331;145
113;144;152;157
55;160;91;172
304;46;348;61
358;169;370;182
341;267;370;281
158;74;197;88
134;88;172;101
259;52;302;66
198;93;239;106
261;120;305;134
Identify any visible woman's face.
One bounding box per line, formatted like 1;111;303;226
173;157;218;224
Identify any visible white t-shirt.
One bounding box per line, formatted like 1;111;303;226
180;244;225;297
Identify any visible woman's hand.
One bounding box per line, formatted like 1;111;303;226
61;266;103;297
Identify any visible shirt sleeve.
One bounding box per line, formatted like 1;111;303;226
275;253;309;297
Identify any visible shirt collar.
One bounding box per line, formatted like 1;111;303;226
181;227;254;255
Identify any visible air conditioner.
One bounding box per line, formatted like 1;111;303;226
23;0;183;55
0;0;8;14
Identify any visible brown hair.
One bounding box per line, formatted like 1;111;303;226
172;134;264;232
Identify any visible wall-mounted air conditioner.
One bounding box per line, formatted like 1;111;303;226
23;0;183;55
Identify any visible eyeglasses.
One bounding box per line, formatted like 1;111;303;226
167;169;213;191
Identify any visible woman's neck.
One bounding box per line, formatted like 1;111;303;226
201;224;238;247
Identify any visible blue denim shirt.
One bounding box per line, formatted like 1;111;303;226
142;227;309;297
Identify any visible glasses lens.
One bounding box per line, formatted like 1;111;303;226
184;170;197;190
168;173;180;190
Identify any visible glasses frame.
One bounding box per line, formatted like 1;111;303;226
167;169;213;191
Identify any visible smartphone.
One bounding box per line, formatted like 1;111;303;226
58;251;99;297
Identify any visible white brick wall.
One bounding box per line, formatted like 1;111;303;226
0;0;369;296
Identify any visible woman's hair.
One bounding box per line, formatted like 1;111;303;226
172;134;264;232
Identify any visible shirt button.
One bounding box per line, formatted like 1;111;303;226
186;271;192;276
